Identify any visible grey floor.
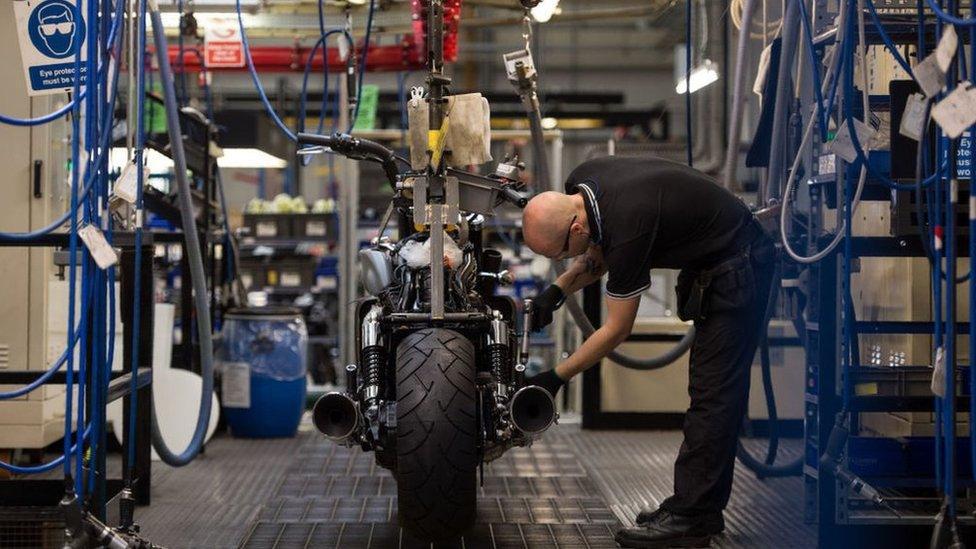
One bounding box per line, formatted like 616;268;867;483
129;421;813;549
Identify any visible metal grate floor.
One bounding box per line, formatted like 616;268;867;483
124;421;812;548
238;433;621;548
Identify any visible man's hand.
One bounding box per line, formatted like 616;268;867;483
531;284;565;331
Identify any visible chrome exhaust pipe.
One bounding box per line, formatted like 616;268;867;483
312;392;360;442
508;385;556;435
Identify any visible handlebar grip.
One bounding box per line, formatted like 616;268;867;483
500;187;528;209
296;132;339;148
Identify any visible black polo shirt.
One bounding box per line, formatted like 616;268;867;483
565;156;753;300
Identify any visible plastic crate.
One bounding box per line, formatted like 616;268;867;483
266;260;317;289
292;213;338;240
242;213;293;239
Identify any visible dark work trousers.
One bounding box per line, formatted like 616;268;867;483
661;234;776;516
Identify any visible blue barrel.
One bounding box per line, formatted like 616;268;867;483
219;307;308;438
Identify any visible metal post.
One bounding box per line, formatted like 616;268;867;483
427;0;448;319
338;69;359;367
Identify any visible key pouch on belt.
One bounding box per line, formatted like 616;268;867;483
676;269;711;322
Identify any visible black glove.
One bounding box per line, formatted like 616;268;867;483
525;369;566;398
530;284;565;331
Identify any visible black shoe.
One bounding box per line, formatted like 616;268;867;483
616;510;722;548
635;508;724;533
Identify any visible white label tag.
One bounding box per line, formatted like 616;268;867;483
818;154;836;175
931;346;946;398
899;93;928;142
280;272;302;287
221;361;251;408
931;83;976;139
937;25;958;73
78;225;119;269
305;220;327;237
916;53;948;98
255;220;277;237
829;118;876;164
113;162;149;204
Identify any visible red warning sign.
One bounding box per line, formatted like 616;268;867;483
204;21;244;68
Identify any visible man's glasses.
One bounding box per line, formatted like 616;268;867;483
557;215;577;259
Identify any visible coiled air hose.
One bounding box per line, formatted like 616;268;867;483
147;7;215;466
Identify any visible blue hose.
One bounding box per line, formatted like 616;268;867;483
236;0;297;142
62;0;86;489
796;0;828;141
128;0;148;479
352;0;377;128
927;0;976;25
969;7;976;484
0;425;93;475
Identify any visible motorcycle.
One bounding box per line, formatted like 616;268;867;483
297;132;557;541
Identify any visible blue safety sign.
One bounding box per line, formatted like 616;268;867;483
13;0;89;97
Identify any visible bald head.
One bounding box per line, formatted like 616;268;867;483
522;191;582;257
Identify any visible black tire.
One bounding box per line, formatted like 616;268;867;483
395;328;478;541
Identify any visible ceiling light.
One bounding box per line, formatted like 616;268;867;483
541;117;558;130
530;0;560;23
675;59;719;95
216;148;289;169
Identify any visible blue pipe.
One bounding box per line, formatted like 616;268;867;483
840;0;856;415
796;0;828;141
927;0;976;25
352;0;377;129
62;0;86;489
0;425;93;475
969;10;976;484
128;0;148;480
236;0;297;142
865;0;917;82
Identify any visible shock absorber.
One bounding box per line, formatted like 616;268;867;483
360;306;385;411
487;312;511;399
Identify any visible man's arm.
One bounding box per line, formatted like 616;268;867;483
554;245;607;295
554;294;640;380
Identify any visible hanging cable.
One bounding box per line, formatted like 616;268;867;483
127;0;148;482
780;0;870;264
926;0;976;26
352;0;377;127
235;0;297;142
148;5;216;466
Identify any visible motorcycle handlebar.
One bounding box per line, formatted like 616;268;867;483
297;132;399;188
500;186;528;209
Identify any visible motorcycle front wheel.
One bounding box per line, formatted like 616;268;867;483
394;328;478;541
